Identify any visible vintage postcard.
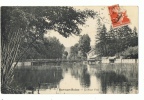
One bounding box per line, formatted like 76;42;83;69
1;6;138;94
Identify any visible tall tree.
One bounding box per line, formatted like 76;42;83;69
79;34;91;58
95;24;108;56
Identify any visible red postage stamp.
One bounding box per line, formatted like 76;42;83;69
108;4;130;28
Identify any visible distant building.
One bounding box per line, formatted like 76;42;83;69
86;48;96;60
86;48;100;64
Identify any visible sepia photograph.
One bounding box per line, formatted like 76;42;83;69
1;6;138;94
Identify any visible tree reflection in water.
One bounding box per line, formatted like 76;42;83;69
11;63;138;94
95;63;138;94
96;71;128;93
68;63;91;88
80;68;90;88
12;66;63;92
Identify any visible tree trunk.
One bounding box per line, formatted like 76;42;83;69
1;30;22;87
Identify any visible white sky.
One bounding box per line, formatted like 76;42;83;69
44;6;138;47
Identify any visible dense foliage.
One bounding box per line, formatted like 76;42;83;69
69;34;91;60
20;37;65;60
95;19;138;58
69;43;79;60
118;46;138;59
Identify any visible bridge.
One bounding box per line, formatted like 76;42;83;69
16;59;86;66
22;59;84;63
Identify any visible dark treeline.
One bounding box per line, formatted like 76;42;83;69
19;37;65;60
95;19;138;59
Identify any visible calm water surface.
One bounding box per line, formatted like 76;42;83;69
12;62;138;94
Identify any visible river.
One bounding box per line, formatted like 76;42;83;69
12;62;138;94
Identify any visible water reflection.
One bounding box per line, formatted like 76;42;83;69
96;71;128;93
12;63;138;94
95;64;138;94
80;68;90;88
12;66;63;93
63;63;91;88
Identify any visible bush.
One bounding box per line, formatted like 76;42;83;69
120;46;138;59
